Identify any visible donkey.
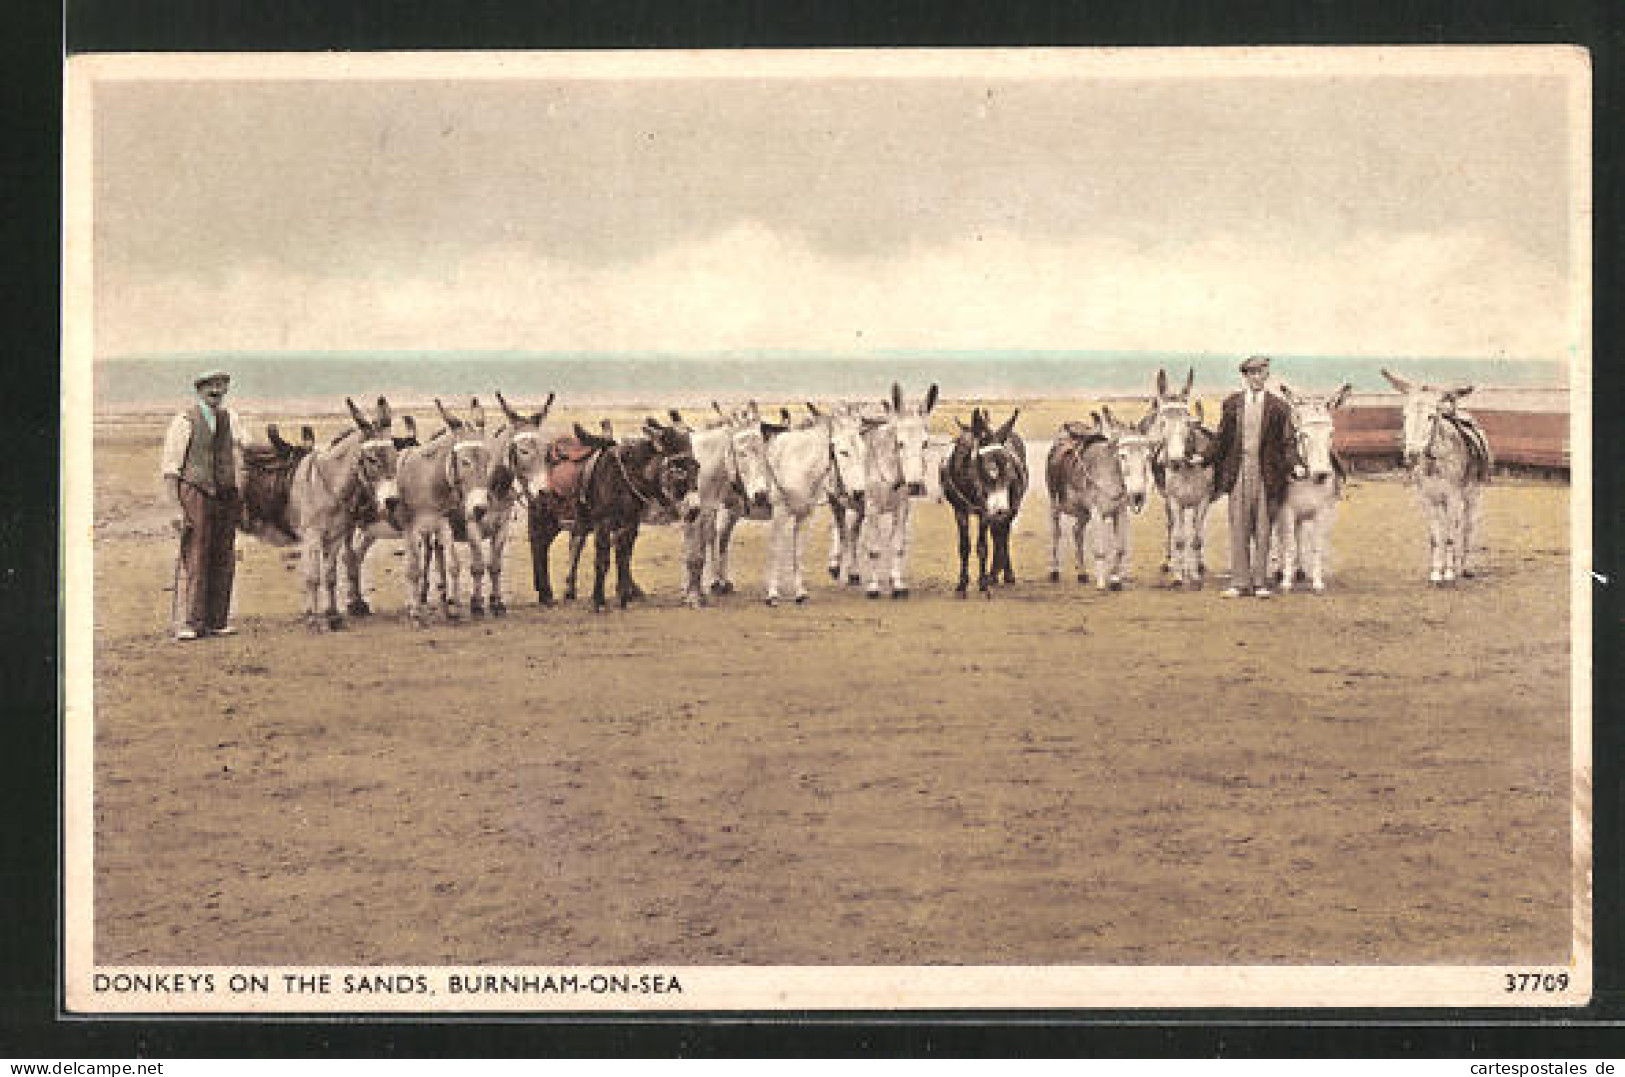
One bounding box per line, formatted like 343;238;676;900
1271;383;1351;593
855;383;938;599
941;407;1027;598
819;401;873;588
1381;368;1494;585
1046;406;1156;591
572;417;700;611
762;407;868;606
283;397;404;631
448;390;557;617
679;402;774;607
394;399;496;626
1144;367;1218;589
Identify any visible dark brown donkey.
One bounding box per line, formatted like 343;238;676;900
940;408;1028;598
576;418;699;611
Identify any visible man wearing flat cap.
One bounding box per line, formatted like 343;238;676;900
160;370;248;640
1192;356;1300;598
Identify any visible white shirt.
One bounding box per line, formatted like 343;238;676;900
160;405;248;480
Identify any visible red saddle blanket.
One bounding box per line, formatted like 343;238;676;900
537;436;601;517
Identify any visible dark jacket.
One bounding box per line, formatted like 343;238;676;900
1207;390;1293;505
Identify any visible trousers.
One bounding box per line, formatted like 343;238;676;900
1227;458;1274;590
175;483;239;632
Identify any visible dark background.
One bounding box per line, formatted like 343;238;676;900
5;0;1619;1057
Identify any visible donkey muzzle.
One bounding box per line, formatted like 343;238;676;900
905;481;926;497
751;490;771;512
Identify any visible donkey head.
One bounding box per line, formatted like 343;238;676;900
728;400;772;511
494;390;554;500
1383;368;1471;464
1103;405;1155;514
885;382;938;496
434;398;495;525
346;396;404;528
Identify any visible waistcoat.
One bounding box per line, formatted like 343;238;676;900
181;404;236;496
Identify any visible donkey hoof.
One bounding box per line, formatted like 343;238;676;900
718;580;735;595
847;574;862;587
325;611;346;631
795;593;810;605
1108;579;1123;592
955;588;968;600
563;589;577;603
765;595;780;608
866;590;881;600
1077;573;1089;585
346;599;372;617
1048;570;1061;583
1310;582;1326;594
538;595;555;608
469;599;486;618
490;598;507;617
828;565;841;580
891;588;909;600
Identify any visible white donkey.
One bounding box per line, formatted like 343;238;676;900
855;383;938;599
762;408;868;606
453;390;556;617
395;400;496;626
1272;383;1350;593
676;402;773;607
285;397;404;631
1382;368;1494;585
1046;407;1156;591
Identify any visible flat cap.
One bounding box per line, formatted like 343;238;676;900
1239;355;1271;374
193;369;232;388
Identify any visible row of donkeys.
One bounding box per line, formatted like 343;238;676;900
239;368;1488;630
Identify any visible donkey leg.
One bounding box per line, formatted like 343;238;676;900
713;508;739;594
1092;513;1113;591
590;523;612;612
1460;486;1480;578
1425;496;1446;584
1074;513;1094;586
321;536;346;629
616;522;640;609
564;525;589;602
827;507;844;580
343;531;374;616
764;510;786;606
682;512;708;608
791;512;811;604
439;523;464;620
975;517;992;595
466;534;488;618
488;528;508;616
955;508;973;596
1161;497;1175;574
890;501;912;598
1442;494;1466;584
862;510;891;598
528;508;555;606
1047;507;1063;583
300;536;326;631
1110;511;1130;590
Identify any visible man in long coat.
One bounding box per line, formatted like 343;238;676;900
160;369;247;639
1195;355;1301;598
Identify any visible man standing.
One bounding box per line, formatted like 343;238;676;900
160;370;247;639
1194;355;1301;598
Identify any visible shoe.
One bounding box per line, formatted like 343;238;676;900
174;627;200;641
211;625;239;636
1254;588;1272;599
1219;587;1243;598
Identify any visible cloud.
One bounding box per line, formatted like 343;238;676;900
97;223;1571;360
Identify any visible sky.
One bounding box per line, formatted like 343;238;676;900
89;59;1583;361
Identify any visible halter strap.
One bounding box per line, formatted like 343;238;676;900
506;429;544;506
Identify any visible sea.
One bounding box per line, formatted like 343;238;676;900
92;350;1568;411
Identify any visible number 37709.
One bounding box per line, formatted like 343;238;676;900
1505;971;1571;993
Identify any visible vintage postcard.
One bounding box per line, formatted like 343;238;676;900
62;47;1591;1013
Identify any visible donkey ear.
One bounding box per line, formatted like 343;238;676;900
435;398;461;431
1276;382;1296;405
804;400;822;418
346;397;374;435
953;417;969;433
1193;399;1206;424
993;410;1019;443
923;383;939;414
300;424;317;450
1449;384;1475;400
375;395;394;430
1329;383;1353;410
470;398;487;431
1380;368;1414;394
668;408;685;426
1156;369;1169;397
891;383;903;413
531;391;556;426
496;390;522;424
1183;367;1195;397
760;421;788;439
